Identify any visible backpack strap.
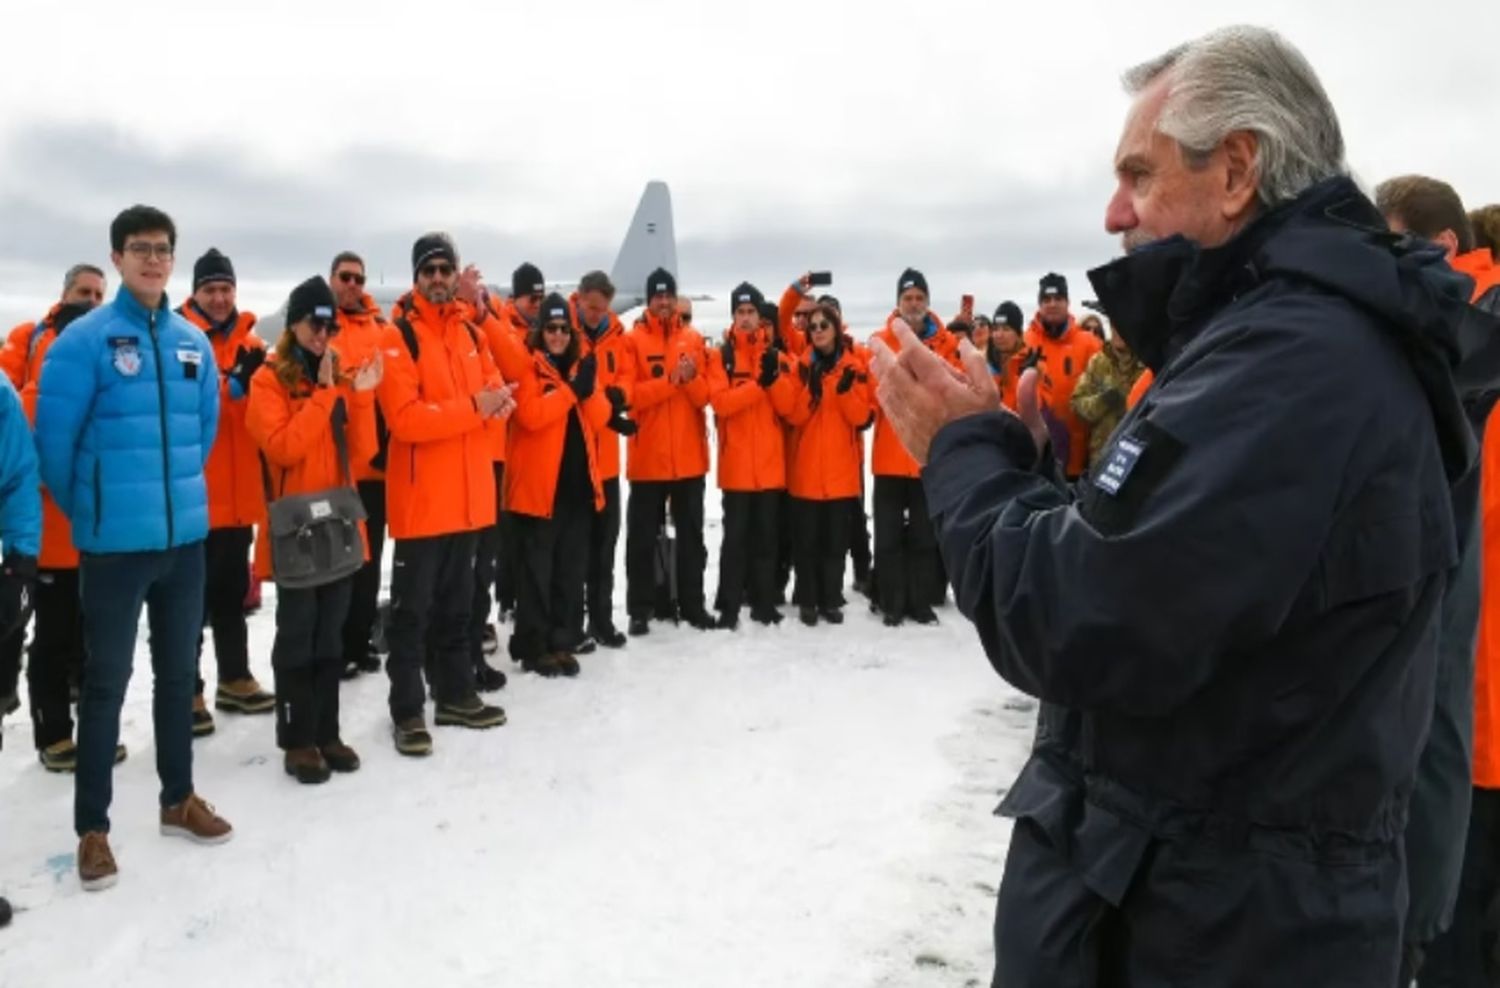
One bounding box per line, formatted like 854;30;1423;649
259;391;352;503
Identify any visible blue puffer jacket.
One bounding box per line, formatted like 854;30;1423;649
0;377;41;558
36;287;219;553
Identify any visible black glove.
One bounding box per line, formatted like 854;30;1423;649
757;349;780;388
228;345;266;393
607;413;639;436
0;552;37;640
569;355;597;401
1020;347;1043;373
836;366;857;394
605;385;628;411
1100;388;1126;415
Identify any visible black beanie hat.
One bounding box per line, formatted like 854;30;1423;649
193;248;235;291
411;233;458;278
896;267;929;301
756;301;779;326
1038;272;1069;302
646;267;677;300
512;262;545;298
993;301;1024;330
817;294;842;314
730;281;765;315
285;276;337;326
539;292;571;327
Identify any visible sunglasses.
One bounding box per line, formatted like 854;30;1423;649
307;317;340;337
337;271;366;286
808;319;837;332
124;242;174;260
680;313;693;324
543;322;572;335
420;262;454;278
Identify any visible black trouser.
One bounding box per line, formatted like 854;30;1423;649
29;568;84;750
1420;787;1500;986
717;490;781;616
776;491;795;601
272;576;352;750
197;525;253;693
341;479;387;664
873;476;939;618
470;463;505;665
626;477;706;619
849;489;872;583
386;532;479;723
792;497;854;611
586;477;622;634
510;496;592;660
494;464;517;615
0;615;19;703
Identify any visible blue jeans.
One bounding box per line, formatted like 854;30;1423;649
75;543;205;836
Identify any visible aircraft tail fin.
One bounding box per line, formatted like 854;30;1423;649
609;181;678;311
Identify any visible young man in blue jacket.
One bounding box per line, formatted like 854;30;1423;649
35;204;234;892
0;369;42;927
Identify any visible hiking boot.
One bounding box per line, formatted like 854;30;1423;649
882;611;904;628
284;747;331;785
819;607;845;625
356;648;383;673
39;740;127;773
321;742;361;774
799;606;818;627
434;696;507;729
552;652;580;678
591;625;627;649
628;617;651;637
474;659;508;693
481;623;500;656
907;605;939;626
393;717;433;757
681;609;718;631
0;895;10;927
521;654;562;678
0;692;18;717
750;605;783;626
160;793;233;845
573;635;598;655
340;658;362;681
192;695;216;738
716;611;739;631
215;678;276;715
78;831;118;892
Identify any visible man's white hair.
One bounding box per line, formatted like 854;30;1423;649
1124;25;1348;208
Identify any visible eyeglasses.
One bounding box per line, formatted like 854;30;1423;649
809;320;836;332
337;271;366;286
124;242;174;260
307;317;340;337
543;322;572;335
528;291;545;301
419;262;454;278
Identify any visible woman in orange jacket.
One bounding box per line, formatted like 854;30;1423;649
246;277;381;784
504;294;610;678
706;282;799;628
785;303;871;626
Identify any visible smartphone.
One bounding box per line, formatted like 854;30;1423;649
960;294;975;320
809;271;833;287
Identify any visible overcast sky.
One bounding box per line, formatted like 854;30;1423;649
2;0;1497;329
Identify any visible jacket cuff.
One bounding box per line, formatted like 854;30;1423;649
922;412;1040;516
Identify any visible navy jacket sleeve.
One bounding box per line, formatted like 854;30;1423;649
922;319;1379;717
34;318;97;519
0;378;41;558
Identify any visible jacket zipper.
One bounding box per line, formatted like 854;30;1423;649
148;311;175;547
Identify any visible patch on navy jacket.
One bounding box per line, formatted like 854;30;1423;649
1095;436;1145;496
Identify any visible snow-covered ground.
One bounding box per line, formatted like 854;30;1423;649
0;514;1036;987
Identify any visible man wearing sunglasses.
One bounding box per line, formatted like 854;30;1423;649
328;251;390;680
177;249;274;736
37;204;235;891
375;233;511;757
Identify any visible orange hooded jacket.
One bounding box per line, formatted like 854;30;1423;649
573;298;635;482
332;293;388;483
623;310;711;482
1;308;78;568
1023;316;1103;477
377;291;502;539
504;345;610;519
178;304;265;528
244;352;377;581
869;311;960;478
706;327;798;492
786;342;871;501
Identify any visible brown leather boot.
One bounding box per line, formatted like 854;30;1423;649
320;742;361;774
284;747;331;784
78;831;118;891
160;793;233;844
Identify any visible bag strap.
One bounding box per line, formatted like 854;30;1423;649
258;391;352;505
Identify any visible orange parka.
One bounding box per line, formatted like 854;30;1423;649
331;293;388;483
0;308;78;568
623;310;711;482
706;327;798;492
1022;316;1103;477
869;311;960;477
504;347;610;519
785;341;871;501
573;299;635;482
178;303;265;528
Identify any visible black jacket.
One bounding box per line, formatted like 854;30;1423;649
924;178;1481;984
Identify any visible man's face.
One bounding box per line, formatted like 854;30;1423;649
733;303;759;334
577;290;611;328
111;231;174;302
897;287;928;326
1039;295;1070;329
417;258;457;304
515;291;543;320
1105;74;1256;252
193;282;237;323
648;292;677;322
63;271;106;307
332;261;367;311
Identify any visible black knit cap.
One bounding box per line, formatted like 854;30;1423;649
993;301;1024;330
730;281;765;315
1038;272;1069;302
646;267;677;300
512;262;545;298
539;292;571;327
193;248;235;290
286;276;337;326
896;267;929;301
411;232;458;278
